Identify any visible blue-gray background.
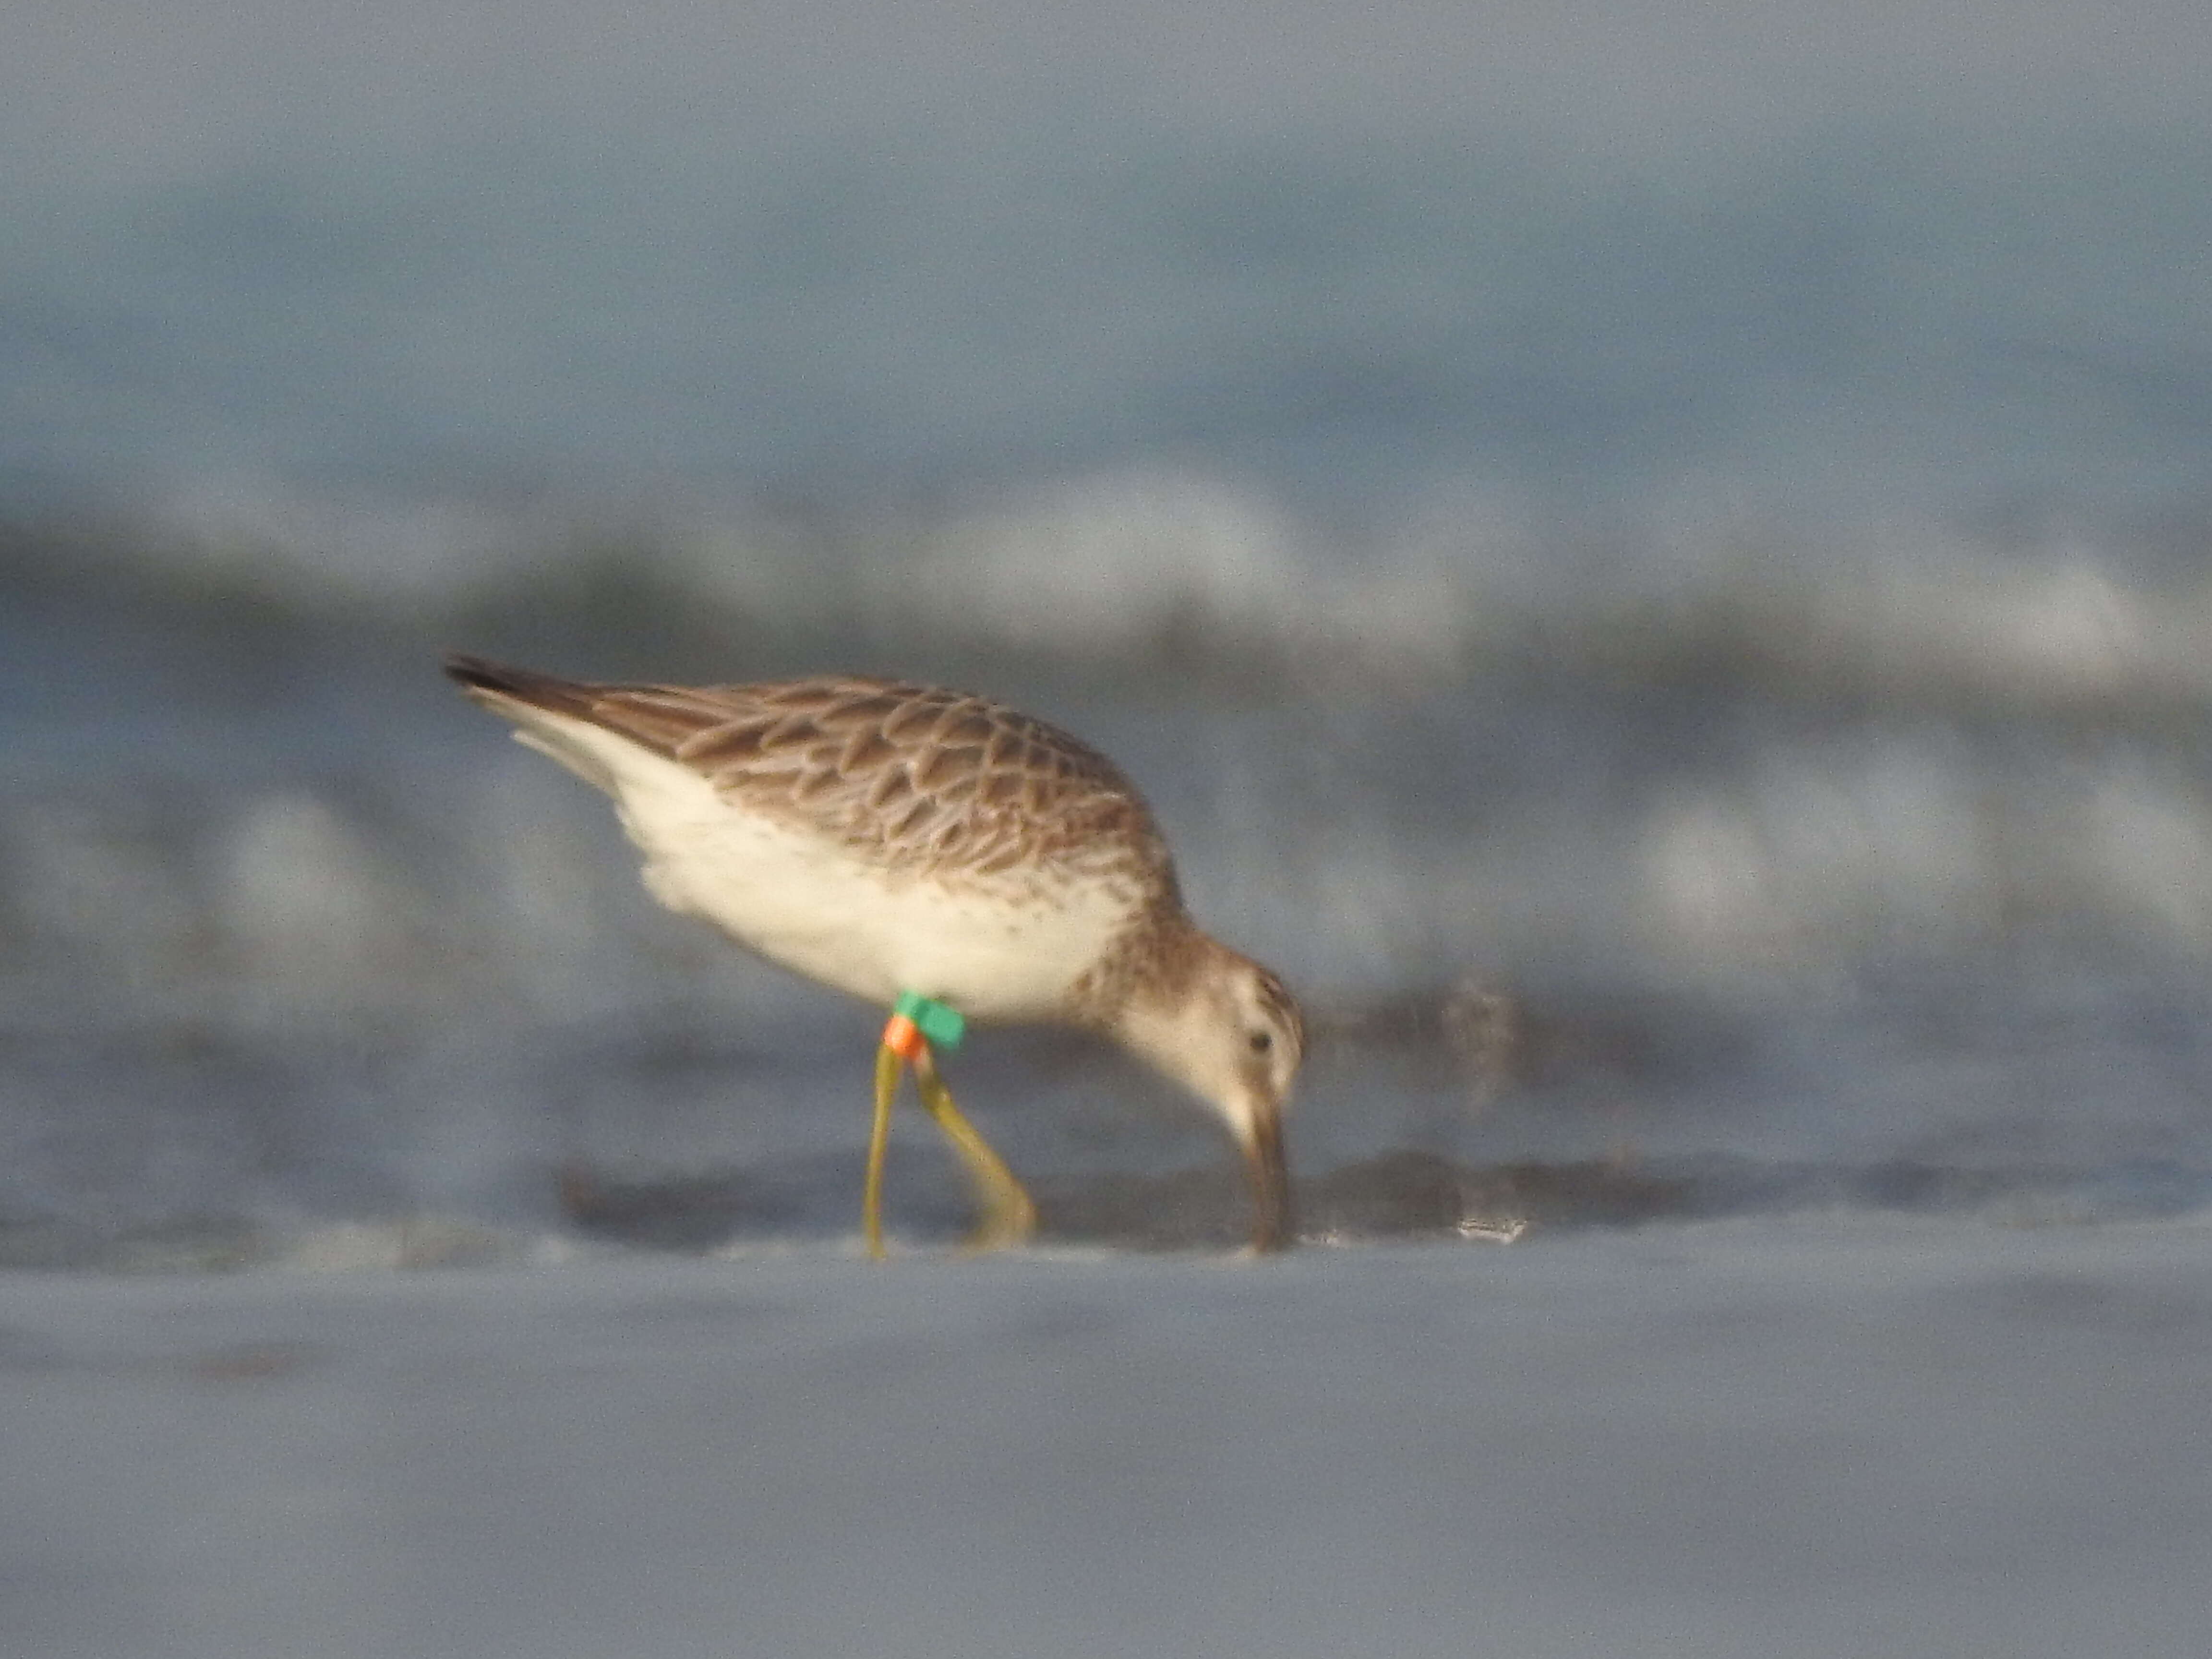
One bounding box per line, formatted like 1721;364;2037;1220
6;0;2212;1257
8;9;2212;1656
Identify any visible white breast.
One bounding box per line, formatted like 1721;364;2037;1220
501;705;1130;1019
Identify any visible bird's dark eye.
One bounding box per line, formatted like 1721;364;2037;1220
1249;1030;1273;1055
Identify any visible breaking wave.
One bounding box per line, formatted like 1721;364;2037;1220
9;479;2212;1267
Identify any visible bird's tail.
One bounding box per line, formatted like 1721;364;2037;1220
442;653;601;719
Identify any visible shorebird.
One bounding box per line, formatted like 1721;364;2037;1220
445;655;1303;1253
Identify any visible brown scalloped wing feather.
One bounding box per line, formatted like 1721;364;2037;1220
570;676;1178;890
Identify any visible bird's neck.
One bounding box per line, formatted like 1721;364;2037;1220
1101;914;1226;1071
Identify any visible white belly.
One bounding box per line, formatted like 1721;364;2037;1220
509;708;1127;1018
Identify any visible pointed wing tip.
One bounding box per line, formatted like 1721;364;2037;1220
442;654;597;716
443;652;515;692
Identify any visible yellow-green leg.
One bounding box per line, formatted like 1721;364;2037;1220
864;1041;903;1259
912;1044;1037;1251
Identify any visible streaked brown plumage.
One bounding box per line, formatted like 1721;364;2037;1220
444;654;1303;1250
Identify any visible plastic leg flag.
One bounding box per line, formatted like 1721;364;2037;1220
865;993;1037;1257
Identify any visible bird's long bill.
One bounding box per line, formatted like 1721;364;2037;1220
1243;1104;1295;1252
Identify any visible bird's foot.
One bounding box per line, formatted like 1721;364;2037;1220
960;1178;1038;1254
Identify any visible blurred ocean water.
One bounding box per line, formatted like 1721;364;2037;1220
4;13;2212;1265
14;20;2212;1654
9;487;2212;1264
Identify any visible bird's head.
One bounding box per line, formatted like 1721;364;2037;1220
1112;934;1304;1250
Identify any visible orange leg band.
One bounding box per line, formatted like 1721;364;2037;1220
881;1011;927;1063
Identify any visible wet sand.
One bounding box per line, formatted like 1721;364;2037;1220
6;1216;2207;1659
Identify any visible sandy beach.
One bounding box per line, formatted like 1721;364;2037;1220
7;1217;2208;1658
